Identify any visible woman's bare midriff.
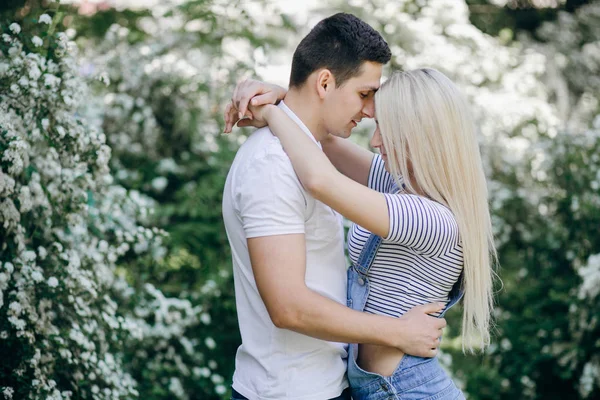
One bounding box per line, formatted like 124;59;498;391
357;343;405;377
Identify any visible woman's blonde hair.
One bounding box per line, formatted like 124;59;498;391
375;68;497;352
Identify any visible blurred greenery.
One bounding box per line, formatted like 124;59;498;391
466;0;592;39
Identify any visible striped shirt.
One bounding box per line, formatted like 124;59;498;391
347;155;464;317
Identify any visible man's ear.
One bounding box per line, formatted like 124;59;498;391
316;69;335;100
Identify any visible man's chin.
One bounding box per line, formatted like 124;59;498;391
331;129;353;139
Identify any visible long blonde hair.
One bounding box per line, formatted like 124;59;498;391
375;68;497;352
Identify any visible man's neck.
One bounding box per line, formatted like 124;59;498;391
282;90;328;142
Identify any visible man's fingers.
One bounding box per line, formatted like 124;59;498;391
224;102;232;132
232;81;241;111
224;103;231;133
224;101;241;133
416;302;445;315
418;347;438;358
437;317;447;329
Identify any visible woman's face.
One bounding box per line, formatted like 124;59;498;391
370;119;390;172
370;116;415;178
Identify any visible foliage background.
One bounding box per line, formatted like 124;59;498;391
0;0;598;399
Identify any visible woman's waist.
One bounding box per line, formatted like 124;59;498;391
357;343;405;377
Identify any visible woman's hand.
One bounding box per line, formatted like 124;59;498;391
223;79;287;133
247;103;278;127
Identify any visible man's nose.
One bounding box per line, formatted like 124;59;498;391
362;99;375;118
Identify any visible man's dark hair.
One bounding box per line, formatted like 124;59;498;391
289;13;391;88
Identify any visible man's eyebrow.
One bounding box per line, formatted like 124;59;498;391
358;85;380;92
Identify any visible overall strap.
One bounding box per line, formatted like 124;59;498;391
439;271;465;317
353;233;382;277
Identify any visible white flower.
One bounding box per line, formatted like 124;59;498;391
200;312;211;325
18;187;32;212
23;250;36;262
39;14;52;25
578;254;600;299
2;387;14;399
9;23;21;34
151;176;168;192
37;246;47;260
204;337;216;349
4;262;14;274
168;378;185;399
215;385;226;395
28;65;41;80
8;302;22;315
31;271;44;283
41;119;50;130
32;36;43;47
47;277;59;288
0;171;16;196
43;74;61;88
97;71;110;86
0;62;8;76
56;126;66;138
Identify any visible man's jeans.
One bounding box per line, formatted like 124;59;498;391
231;387;352;400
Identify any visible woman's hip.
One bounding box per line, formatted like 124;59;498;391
348;345;464;400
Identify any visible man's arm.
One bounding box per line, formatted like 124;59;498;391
248;233;446;357
321;135;374;186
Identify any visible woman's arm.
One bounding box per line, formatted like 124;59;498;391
225;79;376;185
260;104;391;238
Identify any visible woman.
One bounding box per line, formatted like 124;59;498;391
230;68;496;399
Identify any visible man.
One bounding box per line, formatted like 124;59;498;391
222;13;445;400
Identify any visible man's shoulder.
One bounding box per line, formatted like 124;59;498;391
234;127;292;171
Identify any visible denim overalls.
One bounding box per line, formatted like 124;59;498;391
346;233;466;400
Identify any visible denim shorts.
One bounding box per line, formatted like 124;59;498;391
347;234;465;400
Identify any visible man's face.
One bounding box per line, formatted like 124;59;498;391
322;61;383;138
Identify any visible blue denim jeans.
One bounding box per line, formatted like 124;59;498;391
346;234;466;400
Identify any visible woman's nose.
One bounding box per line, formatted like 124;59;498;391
370;127;382;148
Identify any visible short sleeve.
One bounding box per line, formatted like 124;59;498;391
367;154;394;193
235;152;307;239
383;194;459;255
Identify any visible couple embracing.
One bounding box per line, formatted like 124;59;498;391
222;12;496;400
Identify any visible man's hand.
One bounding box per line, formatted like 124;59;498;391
223;79;287;133
394;303;447;357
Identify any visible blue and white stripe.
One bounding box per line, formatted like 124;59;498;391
347;155;463;318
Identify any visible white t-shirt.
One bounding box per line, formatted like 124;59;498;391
222;102;349;400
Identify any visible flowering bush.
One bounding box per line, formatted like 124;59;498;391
0;11;161;399
0;7;236;399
